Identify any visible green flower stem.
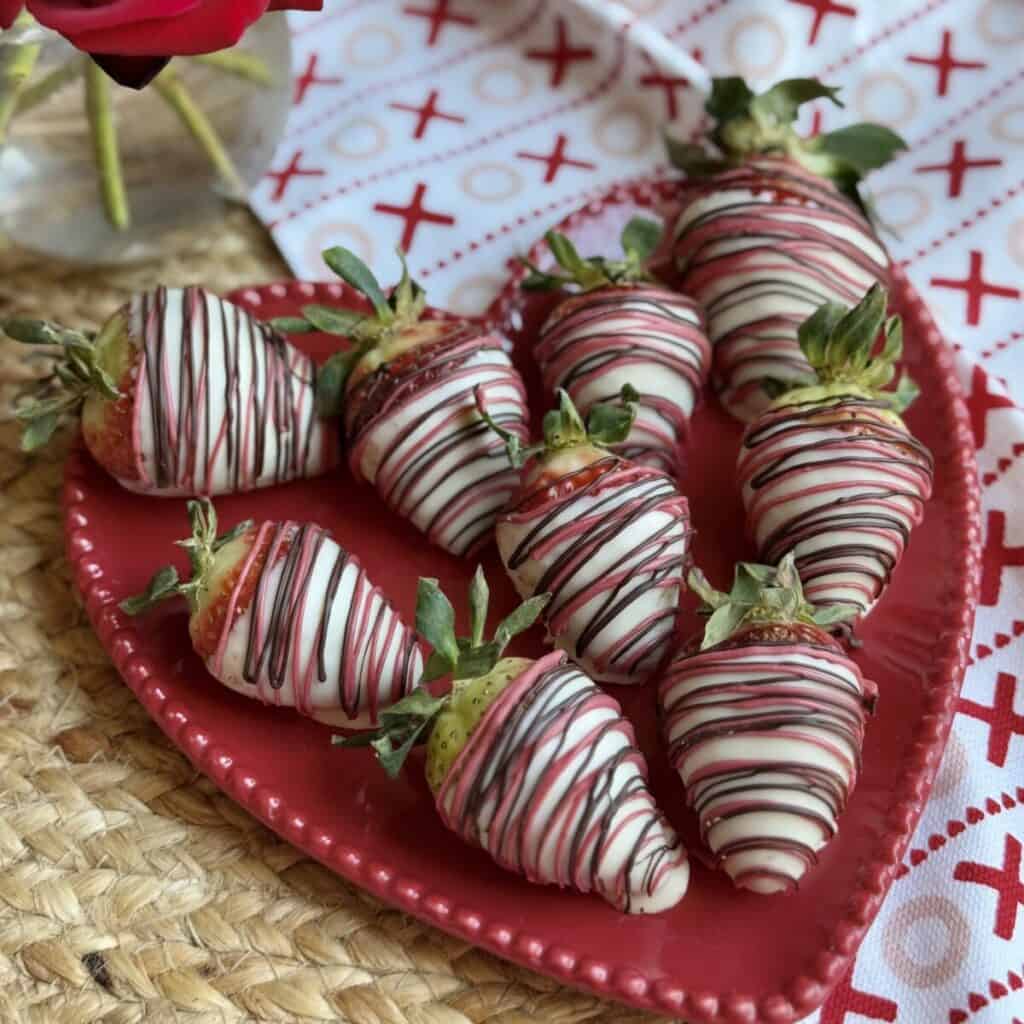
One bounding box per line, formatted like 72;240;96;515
153;67;246;198
191;50;273;86
84;60;130;231
0;36;42;144
15;56;86;116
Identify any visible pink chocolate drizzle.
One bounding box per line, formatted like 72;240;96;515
345;323;529;557
659;639;876;893
535;284;711;473
738;394;934;618
438;651;688;912
130;286;337;496
211;520;422;724
501;457;690;684
672;157;890;422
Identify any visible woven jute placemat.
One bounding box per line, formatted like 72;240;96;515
0;214;668;1024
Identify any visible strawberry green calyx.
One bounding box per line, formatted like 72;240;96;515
665;75;907;216
522;217;663;292
775;283;919;414
120;499;253;616
477;383;639;469
690;553;857;650
3;312;126;451
271;246;429;416
334;567;550;779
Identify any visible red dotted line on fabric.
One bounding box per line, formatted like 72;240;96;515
664;0;731;39
415;166;674;279
970;618;1024;663
898;180;1024;266
270;33;627;229
817;0;951;77
947;964;1024;1024
979;441;1024;489
285;0;548;141
905;68;1024;151
894;788;1023;880
979;332;1024;362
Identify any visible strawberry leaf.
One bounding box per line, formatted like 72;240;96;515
494;594;550;651
545;231;586;275
301;304;367;336
706;76;754;121
119;565;182;616
453;641;502;680
810;123;907;174
322;246;391;319
586;383;639;446
620;217;662;264
750;78;842;126
270;316;315;333
416;578;459;669
664;135;728;177
421;650;454;683
468;565;489;648
19;409;60;452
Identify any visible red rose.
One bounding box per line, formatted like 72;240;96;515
0;1;321;55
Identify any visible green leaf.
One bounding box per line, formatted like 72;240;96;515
380;687;448;722
890;372;920;414
270;316;314;333
700;603;747;650
322;247;391;319
543;389;589;449
372;722;430;778
415;578;459;668
20;410;59;451
798;300;847;366
301;304;367;336
213;518;254;553
687;567;727;611
811;603;859;627
315;350;356;418
586;383;638;446
494;593;550;651
453;641;502;681
2;317;67;346
545;231;585;275
663;134;727;177
826;283;887;365
468;565;489;648
421;649;455;683
750;78;842;126
706;76;755;121
812;123;907;173
119;565;182;616
620;217;662;264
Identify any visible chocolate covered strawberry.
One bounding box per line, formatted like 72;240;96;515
278;248;529;557
522;217;710;473
659;554;875;894
667;76;905;422
121;500;422;729
3;286;338;494
480;386;691;686
339;571;689;913
738;285;933;622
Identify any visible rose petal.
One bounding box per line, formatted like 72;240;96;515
0;1;24;30
50;0;272;57
27;0;201;34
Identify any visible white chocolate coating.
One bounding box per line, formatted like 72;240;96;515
659;640;875;894
535;285;711;473
439;651;690;913
210;521;423;728
672;159;890;422
347;326;529;557
496;456;690;685
126;287;336;496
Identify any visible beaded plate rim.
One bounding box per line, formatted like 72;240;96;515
64;179;982;1024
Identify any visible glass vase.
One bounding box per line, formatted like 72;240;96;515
0;15;291;265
